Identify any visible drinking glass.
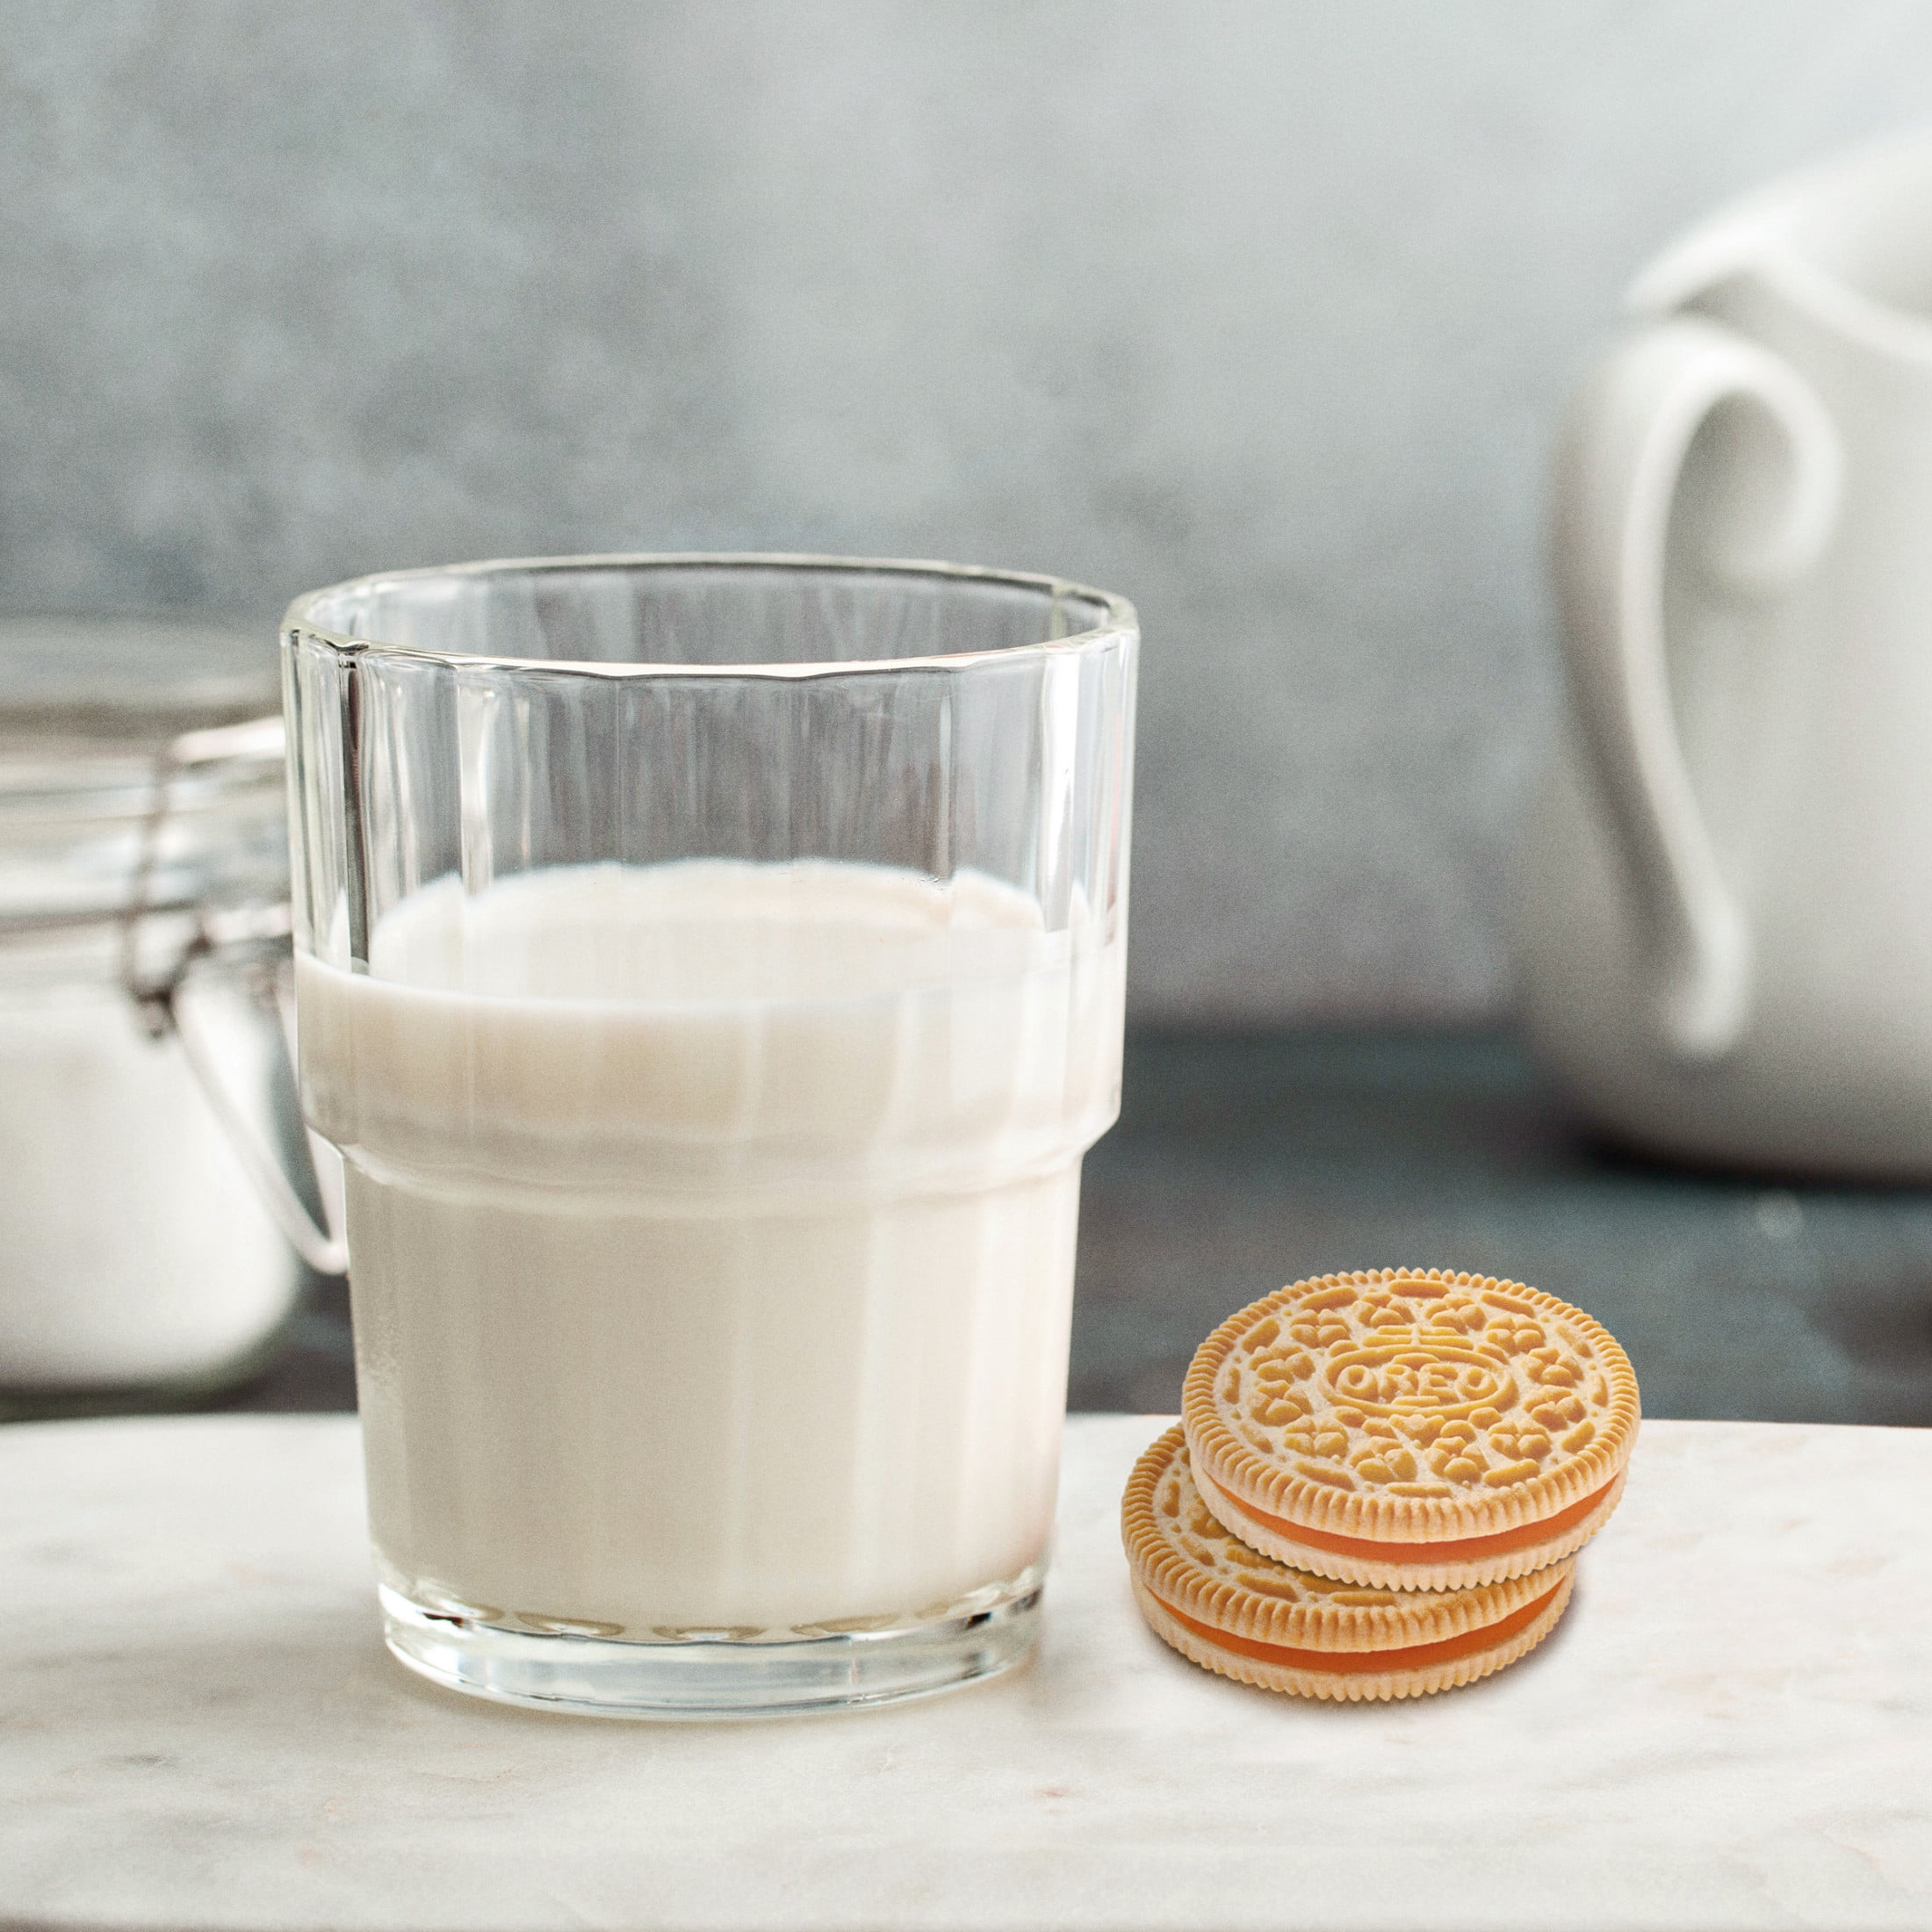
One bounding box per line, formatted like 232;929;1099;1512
283;555;1137;1716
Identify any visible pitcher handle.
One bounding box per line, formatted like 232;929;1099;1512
1551;315;1841;1062
121;715;351;1278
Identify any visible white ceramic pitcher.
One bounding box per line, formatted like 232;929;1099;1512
1517;130;1932;1176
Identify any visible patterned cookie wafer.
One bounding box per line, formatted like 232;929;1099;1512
1182;1268;1639;1589
1122;1425;1574;1700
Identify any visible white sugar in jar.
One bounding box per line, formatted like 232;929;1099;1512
0;619;328;1415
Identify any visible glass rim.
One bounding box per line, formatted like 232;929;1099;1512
281;552;1138;680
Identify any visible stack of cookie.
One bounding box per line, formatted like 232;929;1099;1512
1121;1268;1639;1701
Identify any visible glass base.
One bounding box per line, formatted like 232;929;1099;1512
378;1570;1045;1719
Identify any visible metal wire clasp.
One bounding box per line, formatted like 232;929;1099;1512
119;715;349;1277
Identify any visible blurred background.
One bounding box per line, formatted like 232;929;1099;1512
8;0;1932;1424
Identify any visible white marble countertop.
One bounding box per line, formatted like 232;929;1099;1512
2;1412;1928;1932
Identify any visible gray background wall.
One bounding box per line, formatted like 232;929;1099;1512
6;2;1932;1023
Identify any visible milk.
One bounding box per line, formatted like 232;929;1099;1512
299;859;1122;1633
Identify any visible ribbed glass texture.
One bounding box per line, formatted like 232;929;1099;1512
285;558;1133;956
282;555;1137;1715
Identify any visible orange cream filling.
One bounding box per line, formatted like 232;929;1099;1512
1150;1579;1561;1675
1200;1466;1614;1561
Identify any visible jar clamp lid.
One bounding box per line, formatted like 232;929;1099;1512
0;618;345;1275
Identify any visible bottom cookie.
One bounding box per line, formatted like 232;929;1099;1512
1122;1424;1579;1702
1130;1566;1574;1702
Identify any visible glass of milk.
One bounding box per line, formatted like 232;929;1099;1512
284;556;1137;1716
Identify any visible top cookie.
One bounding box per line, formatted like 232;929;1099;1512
1181;1268;1639;1588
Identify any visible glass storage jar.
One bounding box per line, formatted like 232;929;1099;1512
0;618;340;1417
